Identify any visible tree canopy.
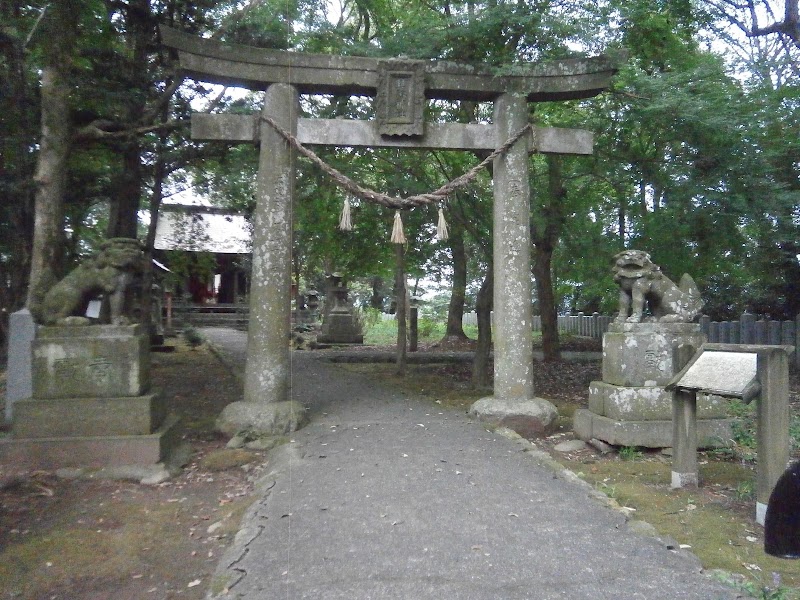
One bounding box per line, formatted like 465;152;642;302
2;0;799;349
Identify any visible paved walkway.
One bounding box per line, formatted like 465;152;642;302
200;328;743;600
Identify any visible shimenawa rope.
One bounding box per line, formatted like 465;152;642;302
260;115;534;210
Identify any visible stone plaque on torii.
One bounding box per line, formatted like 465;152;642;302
161;28;621;433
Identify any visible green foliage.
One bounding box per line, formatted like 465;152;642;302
362;315;476;345
5;0;800;353
619;446;644;461
734;479;754;502
182;326;204;349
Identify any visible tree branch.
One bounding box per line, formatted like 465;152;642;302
74;119;186;142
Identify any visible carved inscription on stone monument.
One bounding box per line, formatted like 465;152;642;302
644;350;659;370
377;61;425;137
53;357;114;388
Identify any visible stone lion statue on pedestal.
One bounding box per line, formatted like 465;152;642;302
612;250;703;324
36;238;145;326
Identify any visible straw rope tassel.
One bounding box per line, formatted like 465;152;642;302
436;207;449;241
391;211;406;244
339;197;353;231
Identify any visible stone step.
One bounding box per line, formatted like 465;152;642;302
0;415;182;470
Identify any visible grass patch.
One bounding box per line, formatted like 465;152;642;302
362;317;479;346
567;457;800;595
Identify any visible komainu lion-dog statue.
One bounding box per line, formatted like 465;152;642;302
35;238;145;326
613;250;703;324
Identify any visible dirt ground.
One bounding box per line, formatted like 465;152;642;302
1;334;799;598
0;341;266;600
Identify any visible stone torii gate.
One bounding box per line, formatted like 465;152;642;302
162;28;620;434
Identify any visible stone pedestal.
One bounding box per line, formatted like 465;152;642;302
0;325;180;470
574;323;732;448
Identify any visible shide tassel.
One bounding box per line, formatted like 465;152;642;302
391;210;406;244
436;207;449;241
338;198;353;231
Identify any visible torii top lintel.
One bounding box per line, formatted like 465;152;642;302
161;28;620;103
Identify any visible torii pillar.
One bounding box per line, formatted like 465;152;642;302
245;84;298;405
161;28;620;437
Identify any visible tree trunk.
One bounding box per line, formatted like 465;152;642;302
0;2;37;338
533;246;560;361
444;227;468;339
26;3;77;319
472;268;493;388
107;141;143;238
394;244;407;375
530;154;566;362
106;0;151;240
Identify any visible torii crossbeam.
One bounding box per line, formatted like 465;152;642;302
162;27;621;433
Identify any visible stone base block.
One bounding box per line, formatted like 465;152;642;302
32;325;149;399
588;381;728;421
468;397;558;439
12;393;166;439
318;313;363;345
602;323;704;387
0;414;182;470
216;401;308;437
574;409;733;449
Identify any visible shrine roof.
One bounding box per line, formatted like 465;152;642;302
154;205;250;255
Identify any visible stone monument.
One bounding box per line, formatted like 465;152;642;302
0;239;180;470
574;250;732;447
317;274;364;345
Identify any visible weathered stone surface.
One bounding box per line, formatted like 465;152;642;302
588;381;727;421
32;325;150;399
492;92;534;401
553;439;588;453
573;408;732;449
6;309;35;422
216;400;308;437
243;84;298;405
469;397;558;438
0;414;182;470
12;393;165;438
162;26;621;102
612;250;703;324
588;438;613;454
193;114;595;154
35;238;144;326
602;323;705;387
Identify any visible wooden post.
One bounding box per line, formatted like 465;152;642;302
671;389;698;488
755;348;791;525
409;306;418;352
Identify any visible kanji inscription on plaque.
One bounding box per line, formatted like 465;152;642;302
376;61;425;137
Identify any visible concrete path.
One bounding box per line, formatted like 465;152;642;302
200;328;744;600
